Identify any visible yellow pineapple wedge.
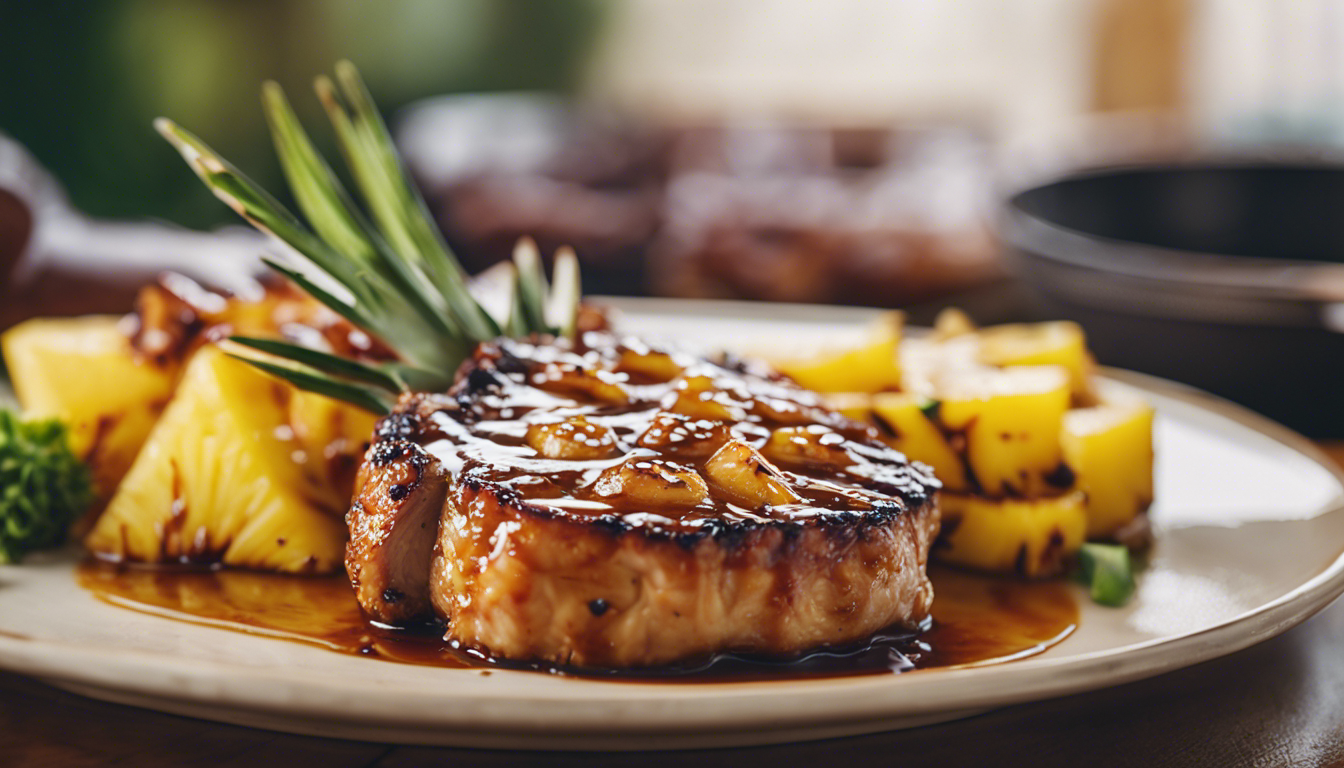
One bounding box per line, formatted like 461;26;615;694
85;345;354;573
976;321;1095;401
1062;393;1155;538
2;316;177;497
937;365;1072;498
827;392;970;492
775;312;903;393
939;491;1088;577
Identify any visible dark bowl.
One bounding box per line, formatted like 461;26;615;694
1005;160;1344;437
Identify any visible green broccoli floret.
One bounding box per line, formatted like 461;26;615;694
0;410;92;563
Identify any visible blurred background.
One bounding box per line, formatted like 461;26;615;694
6;0;1344;430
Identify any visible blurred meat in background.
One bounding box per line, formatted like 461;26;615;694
398;99;998;304
648;127;998;306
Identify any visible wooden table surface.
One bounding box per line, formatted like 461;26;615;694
8;446;1344;768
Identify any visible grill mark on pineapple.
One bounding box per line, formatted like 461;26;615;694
869;410;900;440
157;459;189;560
1042;529;1067;568
933;419;981;497
83;412;123;473
152;458;232;565
931;512;960;552
1043;463;1076;490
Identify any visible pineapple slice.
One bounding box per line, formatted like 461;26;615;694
937;366;1071;498
285;387;379;511
1062;394;1155;538
704;439;801;507
939;491;1088;577
775;312;903;393
868;393;969;492
977;321;1095;400
85;345;348;572
931;307;978;341
2;316;177;496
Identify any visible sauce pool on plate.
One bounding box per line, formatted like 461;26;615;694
77;560;1077;680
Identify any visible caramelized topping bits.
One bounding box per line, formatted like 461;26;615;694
704;440;802;508
420;334;938;534
594;459;712;509
526;417;619;460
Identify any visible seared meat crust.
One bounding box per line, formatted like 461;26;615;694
347;333;941;667
346;428;446;623
431;474;938;667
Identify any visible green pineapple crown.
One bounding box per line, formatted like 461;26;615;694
156;60;580;414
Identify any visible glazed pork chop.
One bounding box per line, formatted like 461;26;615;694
346;334;941;668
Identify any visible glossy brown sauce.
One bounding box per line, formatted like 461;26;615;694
78;561;1077;681
416;336;937;535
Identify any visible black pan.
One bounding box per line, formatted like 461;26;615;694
1004;161;1344;437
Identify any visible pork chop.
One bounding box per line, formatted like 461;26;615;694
347;333;940;667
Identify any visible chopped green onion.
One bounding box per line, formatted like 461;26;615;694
918;398;941;420
1076;543;1136;607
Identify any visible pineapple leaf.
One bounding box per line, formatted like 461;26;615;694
380;362;456;393
228;355;395;415
333;62;498;336
511;237;551;334
265;81;462;344
548;246;582;340
261;81;380;271
229;336;404;392
156;119;368;298
317;67;501;343
158;61;587;415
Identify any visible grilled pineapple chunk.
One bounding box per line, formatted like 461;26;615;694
85;345;348;572
868;393;969;492
977;321;1094;399
776;312;903;393
937;366;1071;498
285;387;380;512
1062;395;1155;538
931;307;978;340
2;316;177;496
939;491;1087;577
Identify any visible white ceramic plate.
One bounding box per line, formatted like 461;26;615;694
3;298;1344;751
